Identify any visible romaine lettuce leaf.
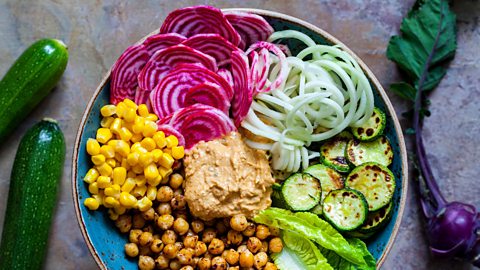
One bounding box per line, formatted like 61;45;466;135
253;208;367;266
272;230;333;270
320;238;376;270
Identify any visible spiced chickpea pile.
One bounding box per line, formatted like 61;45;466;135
113;172;283;269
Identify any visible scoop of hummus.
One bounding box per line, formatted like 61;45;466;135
183;132;275;220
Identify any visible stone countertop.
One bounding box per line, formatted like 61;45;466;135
0;0;478;269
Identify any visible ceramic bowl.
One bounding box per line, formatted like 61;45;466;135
73;8;408;269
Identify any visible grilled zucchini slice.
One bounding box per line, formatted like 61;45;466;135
346;136;394;167
304;164;344;215
351;107;386;141
320;131;352;173
345;162;395;211
359;201;394;233
322;188;368;231
281;173;321;211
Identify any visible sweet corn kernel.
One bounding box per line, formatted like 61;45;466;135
158;153;174;168
121;178;136;193
110;118;122;134
148;175;162;186
123;98;137;109
115;140;130;157
112;167;127;185
132;185;147;198
84;198;100;210
145;113;158;122
144;163;159;182
96;128;113;144
165;135;178;148
131;133;143;143
104;196;120;208
135;175;147;187
130;142;142;152
100;105;117;117
106;158;116;168
160;175;169;185
153;131;166;149
136;197;152;212
121;159;130;170
97;176;112;189
91;154;106;166
171;146;185;159
92;193;104;205
100;145;115;159
146;186;157;201
107;139;118;147
139;152;154;167
123;107;137;123
163;148;171;155
119;192;138;208
104;185;120;198
118;127;133;141
138;104;149;117
116;102;127;118
114;153;123;162
83;168;99;184
143;120;157;137
127;152;140;166
127;171;136;178
86;138;101;156
141;138;156;152
151;149;163;163
108;209;119;220
158;166;173;179
132;116;145;134
132;165;144;174
101;116;114;128
88;182;99;195
114;206;126;215
97;163;113;176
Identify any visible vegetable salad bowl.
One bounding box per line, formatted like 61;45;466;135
72;8;408;269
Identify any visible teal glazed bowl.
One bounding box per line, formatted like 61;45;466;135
73;8;408;269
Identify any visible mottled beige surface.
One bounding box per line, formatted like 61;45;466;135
0;1;478;269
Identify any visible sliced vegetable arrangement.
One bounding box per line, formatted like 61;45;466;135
81;5;402;270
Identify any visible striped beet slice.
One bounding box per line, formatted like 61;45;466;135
143;33;186;53
224;11;274;50
231;50;253;127
218;68;234;88
138;44;217;93
157;124;185;146
159;6;241;46
150;63;233;118
184;82;231;114
182;34;239;66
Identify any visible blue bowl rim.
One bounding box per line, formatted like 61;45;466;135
72;8;408;270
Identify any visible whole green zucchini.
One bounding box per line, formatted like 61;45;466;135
0;39;68;141
0;119;66;270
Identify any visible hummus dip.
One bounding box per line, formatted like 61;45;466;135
183;132;275;220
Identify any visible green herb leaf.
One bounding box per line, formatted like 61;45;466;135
387;0;456;99
390;82;416;101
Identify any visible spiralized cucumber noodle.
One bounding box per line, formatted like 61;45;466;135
241;30;374;172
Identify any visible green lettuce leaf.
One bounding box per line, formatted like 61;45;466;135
272;230;333;270
253;208;367;266
320;238;376;270
386;0;456;105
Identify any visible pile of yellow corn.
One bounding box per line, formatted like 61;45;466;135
83;98;184;220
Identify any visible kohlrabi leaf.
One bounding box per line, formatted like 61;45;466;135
387;0;456;99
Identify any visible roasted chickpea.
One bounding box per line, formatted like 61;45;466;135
129;229;143;244
208;238;225;255
138;255;155;270
230;214;248;232
247;237;262;253
157;214;174;230
179;266;194;270
237;244;248;253
156;202;172;215
155;254;170;269
211;256;227;270
269;237;283;253
255;225;270;240
174;209;189;221
191;220;205;234
242;222;256;237
169;259;181;270
132;213;146;228
197;257;211;270
157;186;174;202
139;231;154;246
215;222;228;235
225;249;239;265
183;235;198;249
141;207;155;221
115;214;132;233
143;224;154;233
264;262;278;270
139;245;152;256
124;242;139;257
269;226;281;237
162;230;177;245
204;219;216;227
153;233;161;240
177;248;194;265
254;251;268;269
173;188;184;196
163;243;179;259
173;217;189;235
150;239;164;253
195;241;207;256
229;267;240;270
169;173;183;189
171;194;186;210
227;230;243;246
202;228;216;243
174;241;184;251
260;240;269;253
239;250;254;268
